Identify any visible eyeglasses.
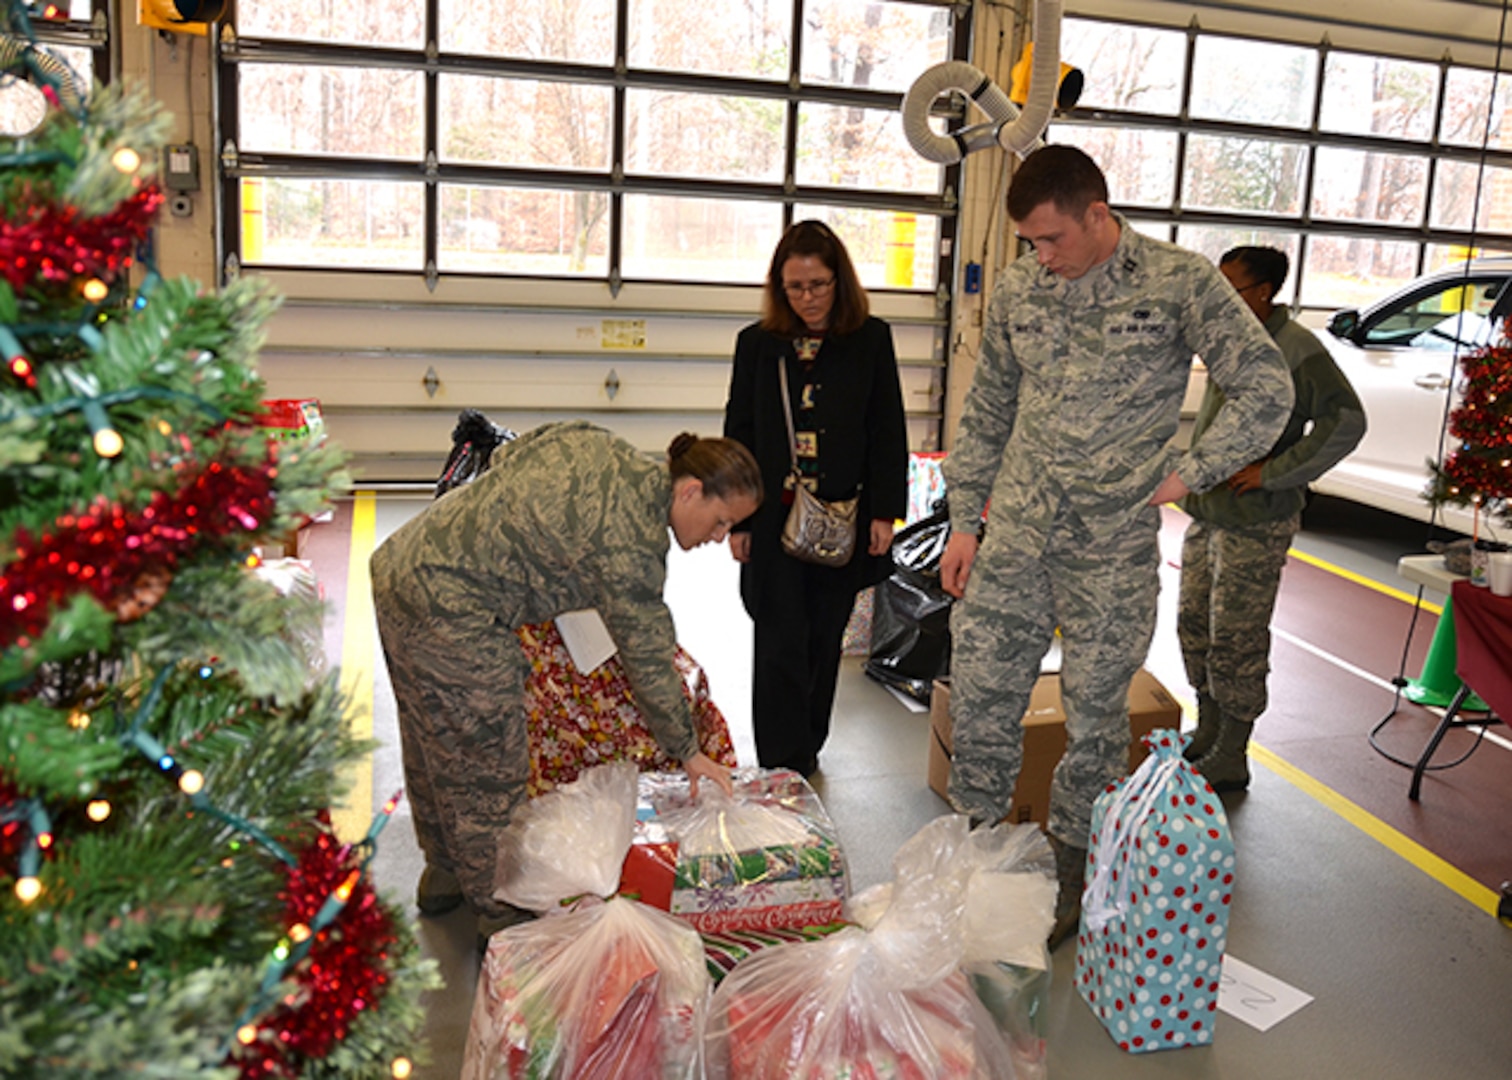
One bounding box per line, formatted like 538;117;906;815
1232;281;1268;296
783;277;836;298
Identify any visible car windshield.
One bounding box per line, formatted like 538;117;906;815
1361;276;1507;350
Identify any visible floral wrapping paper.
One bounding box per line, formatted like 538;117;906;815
517;620;738;799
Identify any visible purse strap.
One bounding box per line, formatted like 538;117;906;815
777;358;801;475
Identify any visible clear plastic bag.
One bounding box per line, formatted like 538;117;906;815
623;769;850;933
467;763;712;1079
463;897;708;1080
705;816;1022;1079
494;761;639;912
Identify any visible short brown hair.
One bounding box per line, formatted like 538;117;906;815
1007;144;1110;224
759;220;869;338
666;433;764;504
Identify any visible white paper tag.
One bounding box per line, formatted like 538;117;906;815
554;609;618;673
1217;954;1314;1032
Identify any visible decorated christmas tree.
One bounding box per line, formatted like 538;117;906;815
0;4;438;1076
1426;338;1512;528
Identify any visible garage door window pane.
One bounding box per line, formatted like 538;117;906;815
1183;134;1305;215
793;204;938;291
438;186;609;275
1424;242;1512;273
1311;147;1427;226
441;76;611;170
242;178;424;270
239;0;424;48
626;89;784;182
1175;226;1302;304
1191;36;1316;128
1441;66;1512;149
1062;18;1184;116
440;0;614;64
239;64;424;159
1051;126;1176;208
1320;52;1437;141
629;0;789;79
796;104;942;194
1431;160;1512;232
1299;234;1419;309
621;195;782;282
801;0;951;92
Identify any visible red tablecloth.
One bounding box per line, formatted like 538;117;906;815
1451;580;1512;719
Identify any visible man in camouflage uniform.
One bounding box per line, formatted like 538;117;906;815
939;146;1295;947
371;422;748;941
1179;246;1365;792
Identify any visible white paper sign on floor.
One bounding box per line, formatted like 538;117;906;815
1217;954;1314;1032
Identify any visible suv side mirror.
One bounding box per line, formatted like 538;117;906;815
1327;309;1360;340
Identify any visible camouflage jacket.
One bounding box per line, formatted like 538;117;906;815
374;421;696;761
944;217;1295;550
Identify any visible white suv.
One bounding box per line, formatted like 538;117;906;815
1307;260;1512;537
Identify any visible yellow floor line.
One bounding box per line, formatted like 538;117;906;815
332;492;378;843
1249;743;1499;915
1288;547;1442;615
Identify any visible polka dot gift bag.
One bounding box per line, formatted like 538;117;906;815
1073;729;1235;1053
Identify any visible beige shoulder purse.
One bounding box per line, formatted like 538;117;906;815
777;359;857;567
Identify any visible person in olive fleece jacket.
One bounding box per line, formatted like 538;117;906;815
1179;245;1367;791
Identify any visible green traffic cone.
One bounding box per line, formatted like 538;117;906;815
1404;594;1488;711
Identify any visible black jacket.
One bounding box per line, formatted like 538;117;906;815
724;315;910;600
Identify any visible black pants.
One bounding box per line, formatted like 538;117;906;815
751;554;859;773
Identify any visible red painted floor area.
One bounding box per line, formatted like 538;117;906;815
1261;557;1511;893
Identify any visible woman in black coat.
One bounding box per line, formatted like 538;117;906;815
724;220;909;776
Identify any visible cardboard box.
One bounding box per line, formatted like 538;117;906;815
927;669;1182;825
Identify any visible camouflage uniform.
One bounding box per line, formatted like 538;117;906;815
943;216;1295;846
370;422;697;916
1179;307;1365;727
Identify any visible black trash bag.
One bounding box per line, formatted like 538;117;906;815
434;409;516;498
864;500;954;704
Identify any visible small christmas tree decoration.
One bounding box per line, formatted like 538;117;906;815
1426;340;1512;527
0;3;439;1075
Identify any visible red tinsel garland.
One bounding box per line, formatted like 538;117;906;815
0;185;164;293
0;453;278;648
232;832;397;1078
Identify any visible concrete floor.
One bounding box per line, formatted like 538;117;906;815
325;492;1512;1079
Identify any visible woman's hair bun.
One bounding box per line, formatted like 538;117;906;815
667;432;699;460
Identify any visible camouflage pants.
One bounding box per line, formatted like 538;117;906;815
371;556;530;920
1177;514;1298;726
948;502;1161;847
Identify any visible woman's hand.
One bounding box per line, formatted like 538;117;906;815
684;751;735;798
868;518;895;557
729;532;751;563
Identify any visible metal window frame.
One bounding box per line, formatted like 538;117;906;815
212;0;967;300
1055;12;1512;308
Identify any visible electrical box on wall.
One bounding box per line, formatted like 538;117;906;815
164;144;200;192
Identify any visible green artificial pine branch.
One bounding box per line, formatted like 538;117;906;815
1;14;436;1076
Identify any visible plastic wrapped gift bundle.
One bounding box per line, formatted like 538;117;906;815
846;820;1057;1080
704;815;1035;1079
1074;729;1236;1053
620;768;850;933
464;763;710;1080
